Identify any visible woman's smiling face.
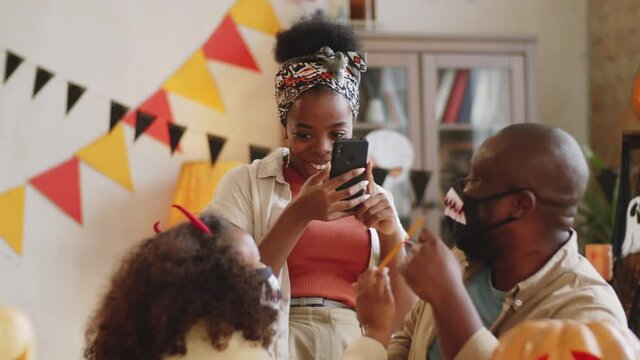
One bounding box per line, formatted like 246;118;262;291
284;88;353;179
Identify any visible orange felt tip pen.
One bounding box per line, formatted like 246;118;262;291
376;217;425;273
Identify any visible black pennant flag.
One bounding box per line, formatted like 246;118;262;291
109;100;129;132
168;123;186;154
207;134;227;165
33;67;54;98
410;170;431;206
66;82;86;114
4;50;23;83
134;110;156;141
372;167;390;186
249;145;270;162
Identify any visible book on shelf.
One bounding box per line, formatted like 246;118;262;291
470;69;509;128
435;69;456;123
495;70;510;126
381;69;407;126
484;70;501;127
470;69;490;127
442;69;470;124
456;71;475;124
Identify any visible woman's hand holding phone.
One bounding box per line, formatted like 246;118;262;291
290;164;370;223
354;162;404;237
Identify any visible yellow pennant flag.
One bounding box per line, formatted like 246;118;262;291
163;49;225;112
166;161;243;227
77;124;134;191
0;186;26;255
230;0;281;35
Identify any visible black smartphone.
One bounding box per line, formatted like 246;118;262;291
330;138;369;202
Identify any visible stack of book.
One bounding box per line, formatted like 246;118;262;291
435;68;509;127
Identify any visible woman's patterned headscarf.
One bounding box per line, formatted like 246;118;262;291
275;46;367;126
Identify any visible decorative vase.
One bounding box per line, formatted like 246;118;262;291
349;0;376;28
366;98;385;124
350;0;375;21
585;243;613;281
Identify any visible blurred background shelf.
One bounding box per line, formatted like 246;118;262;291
357;31;538;236
354;122;402;131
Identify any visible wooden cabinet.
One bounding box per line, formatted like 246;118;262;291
355;32;538;235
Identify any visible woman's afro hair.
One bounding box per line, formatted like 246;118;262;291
274;15;361;64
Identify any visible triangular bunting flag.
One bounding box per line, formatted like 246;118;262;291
134;110;156;141
0;186;26;255
372;167;390;187
202;15;260;72
109;100;129;132
168;123;186;154
230;0;281;35
29;157;82;224
570;351;601;360
3;50;23;83
163;50;225;112
122;90;177;148
207;134;227;165
249;145;270;162
32;66;54;98
166;161;243;227
66;82;86;114
77;124;133;191
410;170;431;206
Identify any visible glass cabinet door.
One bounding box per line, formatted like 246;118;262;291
355;52;420;227
422;54;527;237
356;67;410;135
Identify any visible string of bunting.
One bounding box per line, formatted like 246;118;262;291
371;167;431;207
0;0;281;256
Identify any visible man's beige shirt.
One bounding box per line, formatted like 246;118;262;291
386;231;627;360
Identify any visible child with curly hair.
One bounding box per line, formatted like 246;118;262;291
84;207;280;360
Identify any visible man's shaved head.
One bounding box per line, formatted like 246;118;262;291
474;123;589;219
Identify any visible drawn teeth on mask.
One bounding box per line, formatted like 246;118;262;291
444;188;466;225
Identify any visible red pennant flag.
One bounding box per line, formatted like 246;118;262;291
202;15;260;72
123;90;179;150
571;352;601;360
29;157;83;224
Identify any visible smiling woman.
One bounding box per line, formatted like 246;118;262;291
205;15;415;360
285;88;353;178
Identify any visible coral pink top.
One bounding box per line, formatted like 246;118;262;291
284;166;371;307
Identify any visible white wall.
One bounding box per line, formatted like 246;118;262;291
0;1;299;358
377;0;589;143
